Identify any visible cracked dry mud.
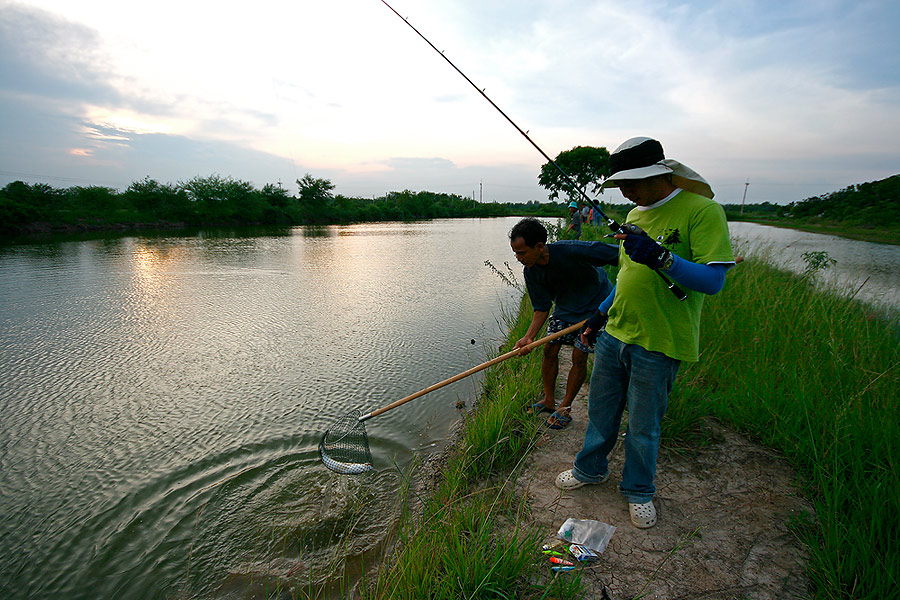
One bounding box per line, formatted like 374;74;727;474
513;355;813;600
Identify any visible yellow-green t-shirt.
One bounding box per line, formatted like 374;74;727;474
605;190;734;362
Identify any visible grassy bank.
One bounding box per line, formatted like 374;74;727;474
673;255;899;599
330;232;898;599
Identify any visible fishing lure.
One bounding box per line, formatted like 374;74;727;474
551;565;576;573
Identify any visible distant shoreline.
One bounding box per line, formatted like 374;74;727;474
725;216;899;246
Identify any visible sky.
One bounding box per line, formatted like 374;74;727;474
1;0;898;206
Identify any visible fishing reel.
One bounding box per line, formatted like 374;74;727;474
610;221;685;300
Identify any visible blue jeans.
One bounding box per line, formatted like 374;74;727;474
573;331;680;503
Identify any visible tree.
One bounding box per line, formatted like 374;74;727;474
538;145;610;202
0;181;47;226
261;183;292;209
66;185;121;217
123;177;193;221
179;175;262;223
297;173;335;223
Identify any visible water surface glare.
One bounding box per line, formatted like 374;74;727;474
0;219;524;599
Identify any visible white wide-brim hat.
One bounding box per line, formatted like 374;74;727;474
599;137;714;199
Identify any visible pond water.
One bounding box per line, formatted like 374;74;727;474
0;218;524;599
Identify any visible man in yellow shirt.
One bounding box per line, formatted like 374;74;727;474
555;137;735;528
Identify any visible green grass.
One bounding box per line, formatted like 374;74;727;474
579;222;899;597
672;254;900;599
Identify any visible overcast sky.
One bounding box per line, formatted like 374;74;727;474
1;0;898;205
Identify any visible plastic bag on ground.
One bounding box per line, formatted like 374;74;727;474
556;518;616;553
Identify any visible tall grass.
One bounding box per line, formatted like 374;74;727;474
672;254;900;599
361;297;586;600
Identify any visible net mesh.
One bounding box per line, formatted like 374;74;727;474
319;409;374;474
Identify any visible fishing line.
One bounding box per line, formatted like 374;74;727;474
378;0;686;300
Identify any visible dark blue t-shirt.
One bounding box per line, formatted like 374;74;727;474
524;240;618;322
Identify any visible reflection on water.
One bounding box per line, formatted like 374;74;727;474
0;219;523;599
729;222;900;308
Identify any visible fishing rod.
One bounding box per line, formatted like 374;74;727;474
378;0;686;301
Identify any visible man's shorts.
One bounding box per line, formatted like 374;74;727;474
547;316;593;353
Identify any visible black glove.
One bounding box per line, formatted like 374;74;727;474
623;234;671;270
580;310;608;346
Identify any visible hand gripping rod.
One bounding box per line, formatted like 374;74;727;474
378;0;687;301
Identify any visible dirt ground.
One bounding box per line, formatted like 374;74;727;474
513;354;814;600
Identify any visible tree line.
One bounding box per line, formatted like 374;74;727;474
722;174;900;226
0;174;521;234
0;173;610;236
0;146;616;236
9;144;888;238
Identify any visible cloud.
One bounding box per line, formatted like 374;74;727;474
0;90;302;191
0;2;121;104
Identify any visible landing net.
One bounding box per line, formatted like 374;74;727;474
319;409;374;475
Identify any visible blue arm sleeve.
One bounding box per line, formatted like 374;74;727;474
598;285;616;313
665;255;729;295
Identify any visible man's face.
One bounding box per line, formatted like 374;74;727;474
510;237;544;267
617;176;672;206
617;179;656;206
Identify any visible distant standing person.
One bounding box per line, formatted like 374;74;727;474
567;201;583;239
509;217;618;429
555;137;735;529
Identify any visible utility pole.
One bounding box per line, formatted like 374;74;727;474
740;179;750;216
479;180;483;204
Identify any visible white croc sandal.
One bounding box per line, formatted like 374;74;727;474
629;501;657;528
555;469;609;491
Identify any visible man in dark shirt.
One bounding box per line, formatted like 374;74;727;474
509;217;618;429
